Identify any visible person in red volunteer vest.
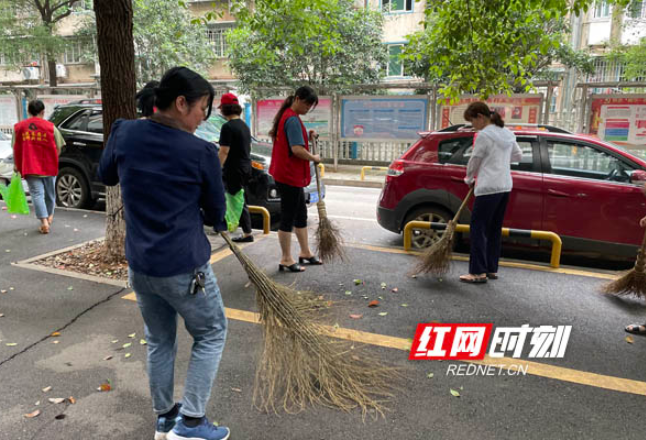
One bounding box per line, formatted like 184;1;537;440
268;86;322;272
13;100;65;234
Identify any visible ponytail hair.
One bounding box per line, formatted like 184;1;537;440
136;80;159;117
463;101;505;128
268;86;319;140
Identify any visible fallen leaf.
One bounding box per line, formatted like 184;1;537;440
460;386;464;390
122;343;132;349
0;313;4;318
361;295;369;300
213;421;219;426
349;314;363;319
378;312;388;317
73;228;79;232
35;401;40;406
0;290;7;294
111;339;119;344
9;287;14;291
140;339;147;345
231;387;242;393
368;300;379;308
103;355;113;361
317;295;324;301
128;333;136;338
51;340;60;344
124;353;132;358
48;398;65;404
626;336;635;344
67;286;74;291
55;414;67;420
427;373;434;378
244;282;251;288
353;279;362;285
391;288;399;293
5;342;17;346
83;215;88;218
99;383;111;392
5;249;10;253
450;389;461;398
42;386;52;393
411;274;417;279
24;410;41;419
332;323;340;330
67;396;76;404
401;303;409;307
51;332;61;337
380;282;387;289
345;291;352;296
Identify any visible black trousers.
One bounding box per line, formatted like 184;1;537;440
469;192;510;275
276;181;307;232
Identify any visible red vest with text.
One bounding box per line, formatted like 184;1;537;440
13;117;58;177
269;108;311;188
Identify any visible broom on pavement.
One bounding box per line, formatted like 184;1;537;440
219;232;398;418
603;228;646;298
310;133;345;263
411;187;474;276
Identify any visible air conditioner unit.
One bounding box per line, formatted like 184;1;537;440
21;66;40;80
56;64;67;78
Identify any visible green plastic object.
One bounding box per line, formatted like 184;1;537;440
0;173;30;215
225;189;245;232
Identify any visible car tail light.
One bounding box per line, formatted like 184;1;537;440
251;160;265;171
385;160;404;183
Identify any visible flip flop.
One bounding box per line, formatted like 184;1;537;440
625;324;646;335
299;256;323;265
459;274;487;284
278;263;305;273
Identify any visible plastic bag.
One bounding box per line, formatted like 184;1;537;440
225;189;245;232
0;173;30;215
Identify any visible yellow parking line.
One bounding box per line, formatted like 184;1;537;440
345;243;617;280
210;234;266;264
120;295;646;397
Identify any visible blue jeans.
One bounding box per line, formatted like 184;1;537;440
129;262;228;418
25;176;56;220
469;192;510;275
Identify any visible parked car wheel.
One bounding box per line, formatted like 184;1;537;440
56;167;91;209
404;206;453;250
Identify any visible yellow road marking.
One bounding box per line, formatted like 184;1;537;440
210;234;266;264
346;242;618;280
121;294;646;397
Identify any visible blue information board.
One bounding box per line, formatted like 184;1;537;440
340;97;428;141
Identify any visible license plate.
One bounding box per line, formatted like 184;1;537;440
309;192;319;204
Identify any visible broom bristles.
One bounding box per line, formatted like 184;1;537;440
316;200;346;263
603;244;646;298
410;221;456;276
220;233;399;418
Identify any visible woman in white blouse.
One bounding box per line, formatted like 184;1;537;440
460;102;523;284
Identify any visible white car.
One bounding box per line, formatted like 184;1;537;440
0;131;30;196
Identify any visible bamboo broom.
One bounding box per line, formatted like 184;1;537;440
219;232;399;418
411;187;474;276
603;228;646;298
310;134;345;263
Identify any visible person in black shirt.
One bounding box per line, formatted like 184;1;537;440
218;92;253;242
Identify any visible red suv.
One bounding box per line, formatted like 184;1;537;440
377;125;646;260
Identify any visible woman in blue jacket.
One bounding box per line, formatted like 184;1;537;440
99;67;231;440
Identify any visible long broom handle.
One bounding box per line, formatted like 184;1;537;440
452;187;474;224
635;226;646;273
309;133;322;199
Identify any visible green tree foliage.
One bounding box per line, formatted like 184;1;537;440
227;0;388;95
0;0;88;86
609;37;646;81
401;0;631;100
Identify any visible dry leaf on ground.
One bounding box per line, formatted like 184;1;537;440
24;410;41;419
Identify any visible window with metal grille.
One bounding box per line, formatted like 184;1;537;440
628;1;646;19
386;44;404;77
593;1;612;18
64;40;86;64
382;0;413;12
207;23;234;58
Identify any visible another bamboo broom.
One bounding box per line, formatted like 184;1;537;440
310;134;345;263
411;187;474;276
603;228;646;298
219;232;399;418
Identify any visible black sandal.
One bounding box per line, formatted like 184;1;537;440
486;273;498;280
279;263;305;273
299;256;323;265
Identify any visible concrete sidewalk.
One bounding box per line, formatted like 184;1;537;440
321;163;387;188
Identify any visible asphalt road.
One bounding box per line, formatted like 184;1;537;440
2;191;646;439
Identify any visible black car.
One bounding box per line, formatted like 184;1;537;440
49;103;324;220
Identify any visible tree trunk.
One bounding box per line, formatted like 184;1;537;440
47;57;57;87
93;0;137;262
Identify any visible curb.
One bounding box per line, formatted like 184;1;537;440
323;178;383;189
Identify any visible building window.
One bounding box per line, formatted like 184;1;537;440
64;40;87;64
382;0;412;13
386;44;404;77
628;1;646;19
207;23;234;58
593;1;611;18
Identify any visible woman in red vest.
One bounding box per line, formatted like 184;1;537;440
13;100;65;234
268;86;322;272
